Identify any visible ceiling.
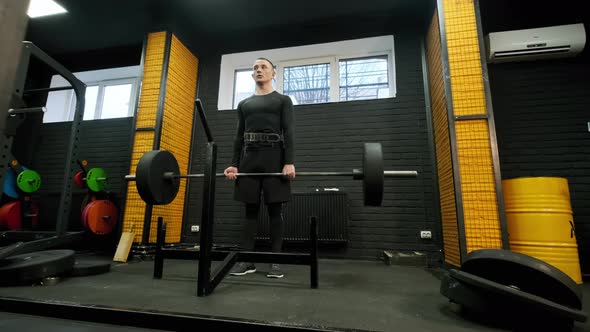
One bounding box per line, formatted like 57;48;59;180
478;0;589;34
24;0;589;59
25;0;434;56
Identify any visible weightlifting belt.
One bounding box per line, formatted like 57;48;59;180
244;132;282;143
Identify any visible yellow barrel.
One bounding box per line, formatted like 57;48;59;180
502;177;582;284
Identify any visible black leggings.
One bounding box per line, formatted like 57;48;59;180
242;202;284;253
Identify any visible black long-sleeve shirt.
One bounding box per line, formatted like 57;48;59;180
231;91;295;167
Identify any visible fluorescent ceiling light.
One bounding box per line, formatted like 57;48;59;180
28;0;67;18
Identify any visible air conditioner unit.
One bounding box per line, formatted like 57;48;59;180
485;23;586;63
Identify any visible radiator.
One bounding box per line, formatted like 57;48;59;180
257;191;349;243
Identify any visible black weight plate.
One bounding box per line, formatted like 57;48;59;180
136;150;180;205
68;259;111;277
0;249;75;286
440;272;495;313
461;249;582;309
441;273;577;331
450;269;587;323
0;242;24;260
363;143;384;206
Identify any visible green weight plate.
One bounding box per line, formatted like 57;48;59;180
86;168;107;192
16;169;42;193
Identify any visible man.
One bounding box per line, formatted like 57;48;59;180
224;57;295;278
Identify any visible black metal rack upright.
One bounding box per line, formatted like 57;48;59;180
0;41;87;255
152;99;319;297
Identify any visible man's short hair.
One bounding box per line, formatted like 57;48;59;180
255;57;275;70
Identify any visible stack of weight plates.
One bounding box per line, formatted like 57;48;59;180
440;249;587;331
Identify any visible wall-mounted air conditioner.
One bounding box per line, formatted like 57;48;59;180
485;23;586;63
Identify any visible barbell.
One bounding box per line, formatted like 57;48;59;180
124;143;418;206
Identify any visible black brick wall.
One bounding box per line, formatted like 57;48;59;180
183;24;439;260
489;58;590;274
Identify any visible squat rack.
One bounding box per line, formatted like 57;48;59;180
152;100;319;297
0;41;86;256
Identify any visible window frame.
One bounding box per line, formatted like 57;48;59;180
73;78;138;120
232;65;280;108
218;35;396;110
278;56;334;104
336;52;393;102
232;68;252;109
44;65;140;123
230;52;395;107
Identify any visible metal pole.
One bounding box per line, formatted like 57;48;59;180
197;142;217;297
125;170;419;181
310;216;318;289
186;171;356;177
153;217;165;279
179;170;418;178
23;86;75;94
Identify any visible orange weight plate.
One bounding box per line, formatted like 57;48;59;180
82;200;118;235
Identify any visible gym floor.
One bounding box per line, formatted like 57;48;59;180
0;257;589;331
0;312;169;332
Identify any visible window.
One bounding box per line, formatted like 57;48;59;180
233;68;277;109
82;85;99;120
339;56;389;102
283;63;330;105
218;35;395;110
233;69;255;109
44;66;140;123
76;79;135;121
100;82;133;119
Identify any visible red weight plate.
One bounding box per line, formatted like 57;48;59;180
74;171;86;188
0;201;39;230
0;202;20;230
81;201;95;231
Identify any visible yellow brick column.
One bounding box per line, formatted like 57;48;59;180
425;11;461;267
122;32;199;244
426;0;509;266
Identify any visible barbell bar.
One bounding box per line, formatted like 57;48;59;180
125;170;418;180
124;143;418;206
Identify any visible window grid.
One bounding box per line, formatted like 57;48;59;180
232;54;392;106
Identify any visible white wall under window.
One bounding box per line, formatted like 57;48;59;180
218;35;396;110
44;66;140;123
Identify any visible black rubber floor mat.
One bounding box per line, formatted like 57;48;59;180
0;249;75;286
68;257;111;277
